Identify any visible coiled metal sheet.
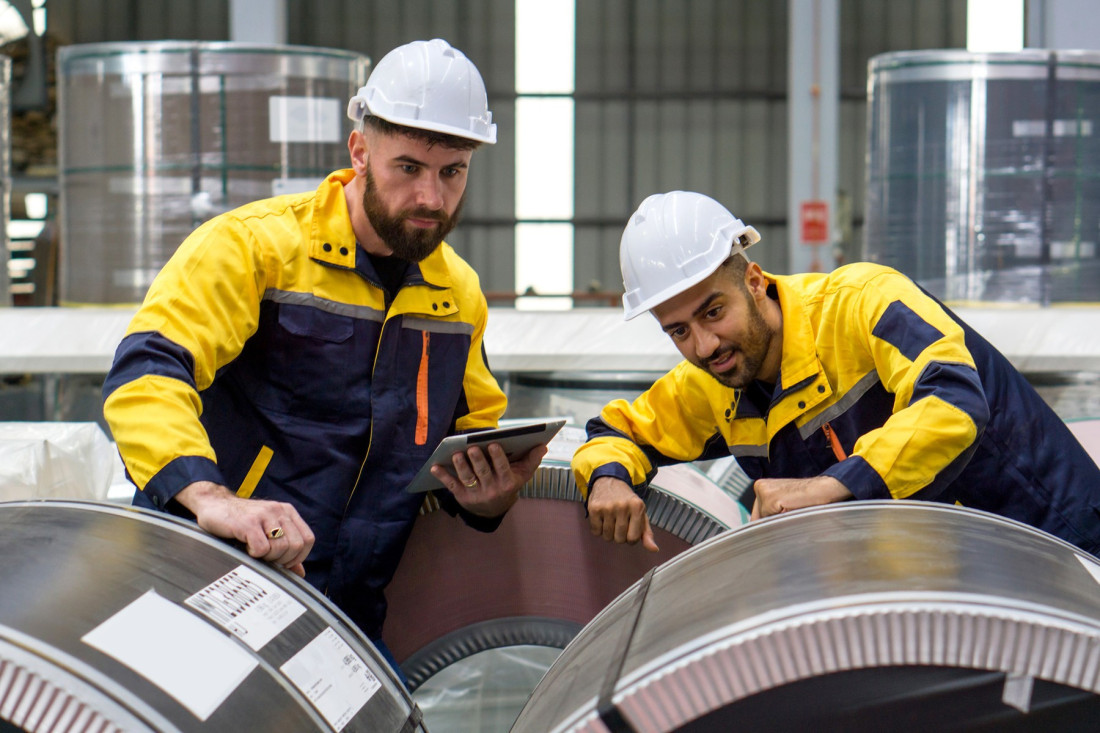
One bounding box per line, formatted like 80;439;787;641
386;447;749;689
512;501;1100;732
0;501;422;732
57;41;368;306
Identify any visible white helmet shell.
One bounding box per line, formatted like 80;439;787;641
620;191;760;320
347;38;496;144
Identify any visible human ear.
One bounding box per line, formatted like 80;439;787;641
744;262;767;299
348;130;368;174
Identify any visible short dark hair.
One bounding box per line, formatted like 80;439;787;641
363;115;482;152
716;250;750;288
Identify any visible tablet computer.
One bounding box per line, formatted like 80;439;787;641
404;418;567;493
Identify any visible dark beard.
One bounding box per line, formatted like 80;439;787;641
362;165;465;262
693;296;773;389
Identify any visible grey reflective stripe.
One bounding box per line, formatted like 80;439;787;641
799;370;882;439
262;289;385;322
402;316;475;336
729;444;768;458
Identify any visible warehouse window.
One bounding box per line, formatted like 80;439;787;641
967;0;1023;52
514;0;575;310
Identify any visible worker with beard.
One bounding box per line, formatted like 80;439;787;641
573;190;1100;555
102;39;544;674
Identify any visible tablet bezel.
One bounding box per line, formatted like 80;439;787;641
404;418;568;493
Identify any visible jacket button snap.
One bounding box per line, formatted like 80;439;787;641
443;301;450;308
432;303;438;310
818;385;825;393
339;246;349;256
798;401;806;409
322;242;332;252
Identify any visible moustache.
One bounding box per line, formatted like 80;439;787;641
704;348;736;368
403;209;447;223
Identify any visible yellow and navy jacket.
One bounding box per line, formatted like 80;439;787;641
103;169;507;637
574;263;1100;553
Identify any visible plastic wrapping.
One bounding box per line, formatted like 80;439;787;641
866;50;1100;305
0;421;113;500
413;645;560;733
58;42;369;305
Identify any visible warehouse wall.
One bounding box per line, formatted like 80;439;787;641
40;0;965;295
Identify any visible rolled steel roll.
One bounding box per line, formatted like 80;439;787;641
865;49;1100;305
385;438;748;691
0;501;422;732
57;41;368;306
512;501;1100;732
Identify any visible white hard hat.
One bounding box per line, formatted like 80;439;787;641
347;38;496;144
620;191;760;320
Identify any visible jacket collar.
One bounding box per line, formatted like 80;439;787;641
766;271;823;393
309;169;359;268
308;168;454;292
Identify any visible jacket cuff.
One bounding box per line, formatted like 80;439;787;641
822;456;890;500
143;456;228;511
434;490;505;533
457;508;505;533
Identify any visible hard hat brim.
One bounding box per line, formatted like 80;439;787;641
365;107;497;145
622;237;757;321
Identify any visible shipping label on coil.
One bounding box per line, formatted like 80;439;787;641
82;590;257;721
269;96;342;143
185;565;307;651
280;627;381;731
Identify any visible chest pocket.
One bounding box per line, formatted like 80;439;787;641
259;303;374;417
279;304;354;341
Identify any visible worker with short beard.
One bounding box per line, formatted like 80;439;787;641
574;190;1100;557
102;40;543;676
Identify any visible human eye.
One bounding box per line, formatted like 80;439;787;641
442;167;464;178
399;163;419;174
704;304;723;320
666;325;689;342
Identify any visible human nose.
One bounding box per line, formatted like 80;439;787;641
692;326;721;360
414;174;445;210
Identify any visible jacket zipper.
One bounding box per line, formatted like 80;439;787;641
822;421;847;461
415;331;430;445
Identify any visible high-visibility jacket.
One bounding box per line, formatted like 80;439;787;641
574;263;1100;553
103;169;507;637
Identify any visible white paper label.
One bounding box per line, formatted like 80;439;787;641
185;565;307;651
82;590;257;721
280;627;380;731
269;95;342;143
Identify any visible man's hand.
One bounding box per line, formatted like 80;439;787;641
431;442;547;518
750;475;853;521
586;476;659;552
176;481;315;577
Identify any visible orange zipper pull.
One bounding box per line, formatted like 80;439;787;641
822;421;847;461
415;331;430;445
